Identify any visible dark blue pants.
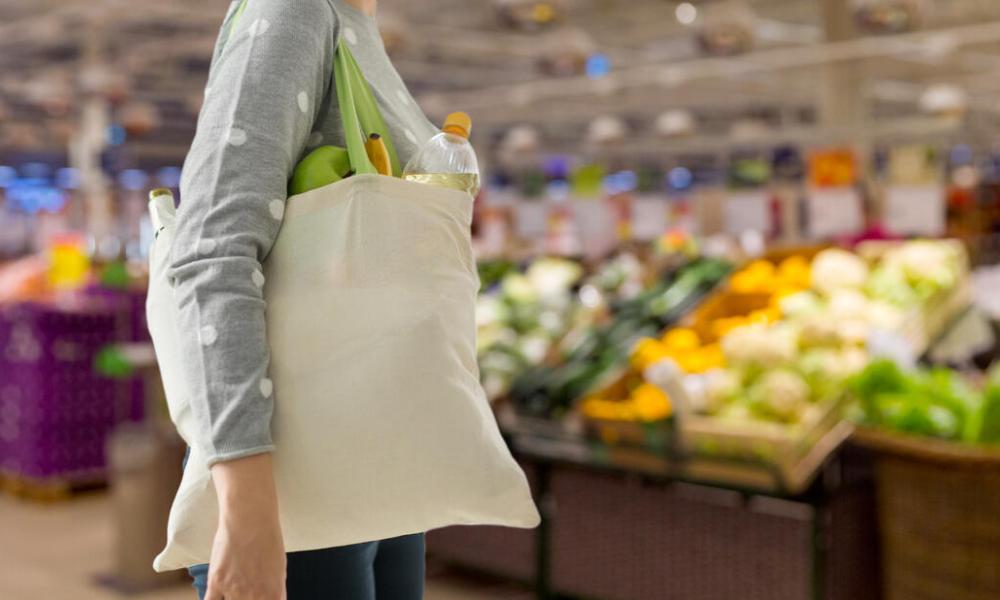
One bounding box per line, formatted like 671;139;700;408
188;532;426;600
183;450;425;599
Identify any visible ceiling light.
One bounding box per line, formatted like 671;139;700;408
851;0;926;34
919;84;967;116
697;0;756;56
656;110;697;138
587;115;628;146
675;3;697;26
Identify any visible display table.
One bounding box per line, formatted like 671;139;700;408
427;433;880;600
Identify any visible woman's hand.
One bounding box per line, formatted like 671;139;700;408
205;453;286;600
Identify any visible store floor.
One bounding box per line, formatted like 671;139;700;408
0;493;530;600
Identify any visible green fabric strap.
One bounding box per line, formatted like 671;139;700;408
224;0;399;176
342;48;401;176
333;47;375;175
225;0;249;45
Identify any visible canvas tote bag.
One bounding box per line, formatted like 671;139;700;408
147;24;539;572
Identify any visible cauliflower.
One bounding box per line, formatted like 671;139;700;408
793;289;873;346
883;241;962;291
779;290;823;319
501;273;538;304
798;348;869;396
868;241;966;306
476;294;507;328
866;300;904;331
828;289;869;319
810;248;869;296
703;369;742;415
799;315;842;348
516;333;551;364
526;258;583;301
748;369;811;423
866;264;917;306
722;323;797;369
839;317;871;346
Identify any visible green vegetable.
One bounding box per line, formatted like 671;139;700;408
508;258;729;418
976;367;1000;443
849;359;1000;445
94;346;134;379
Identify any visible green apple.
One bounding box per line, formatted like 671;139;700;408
288;145;353;195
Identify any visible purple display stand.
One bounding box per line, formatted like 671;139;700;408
0;295;141;483
83;284;150;422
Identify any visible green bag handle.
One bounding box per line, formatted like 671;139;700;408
225;0;400;176
342;48;401;176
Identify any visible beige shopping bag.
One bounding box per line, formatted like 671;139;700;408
145;20;539;570
147;174;539;572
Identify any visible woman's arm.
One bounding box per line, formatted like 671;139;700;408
205;453;285;600
169;1;337;596
170;0;336;465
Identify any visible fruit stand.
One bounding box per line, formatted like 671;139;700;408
428;237;977;600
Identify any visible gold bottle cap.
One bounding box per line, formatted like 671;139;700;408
442;112;472;138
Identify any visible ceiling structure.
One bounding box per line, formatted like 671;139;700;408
2;0;1000;166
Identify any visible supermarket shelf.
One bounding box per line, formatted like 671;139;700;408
504;416;854;498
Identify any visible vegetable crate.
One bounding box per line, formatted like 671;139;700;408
579;369;676;453
894;273;971;356
854;239;971;356
678;400;854;493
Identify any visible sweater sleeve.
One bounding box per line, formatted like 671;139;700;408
169;0;338;466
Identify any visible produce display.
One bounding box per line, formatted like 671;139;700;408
850;359;1000;444
585;240;970;434
477;257;587;401
509;257;732;419
476;241;705;403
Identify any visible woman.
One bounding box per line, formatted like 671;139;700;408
169;0;439;597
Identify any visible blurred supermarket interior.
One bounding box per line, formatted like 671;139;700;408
3;0;1000;599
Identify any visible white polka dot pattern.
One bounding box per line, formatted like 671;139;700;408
169;0;479;465
248;18;270;37
200;325;218;346
198;239;217;254
228;127;247;146
269;199;285;220
259;378;273;398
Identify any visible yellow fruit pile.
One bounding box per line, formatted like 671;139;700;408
709;255;812;339
580;382;672;423
729;256;811;295
630;328;724;375
709;307;781;340
580;254;815;425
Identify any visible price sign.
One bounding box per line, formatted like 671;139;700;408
809;148;857;188
884;184;945;236
724;190;770;235
573;200;616;257
806;186;863;239
514;201;549;239
631;196;669;240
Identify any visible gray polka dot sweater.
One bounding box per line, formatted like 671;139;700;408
169;0;438;465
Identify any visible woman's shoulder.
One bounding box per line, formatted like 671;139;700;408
245;0;341;31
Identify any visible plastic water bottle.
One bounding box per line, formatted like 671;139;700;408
403;112;481;197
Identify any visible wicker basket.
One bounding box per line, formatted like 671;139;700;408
853;427;1000;600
